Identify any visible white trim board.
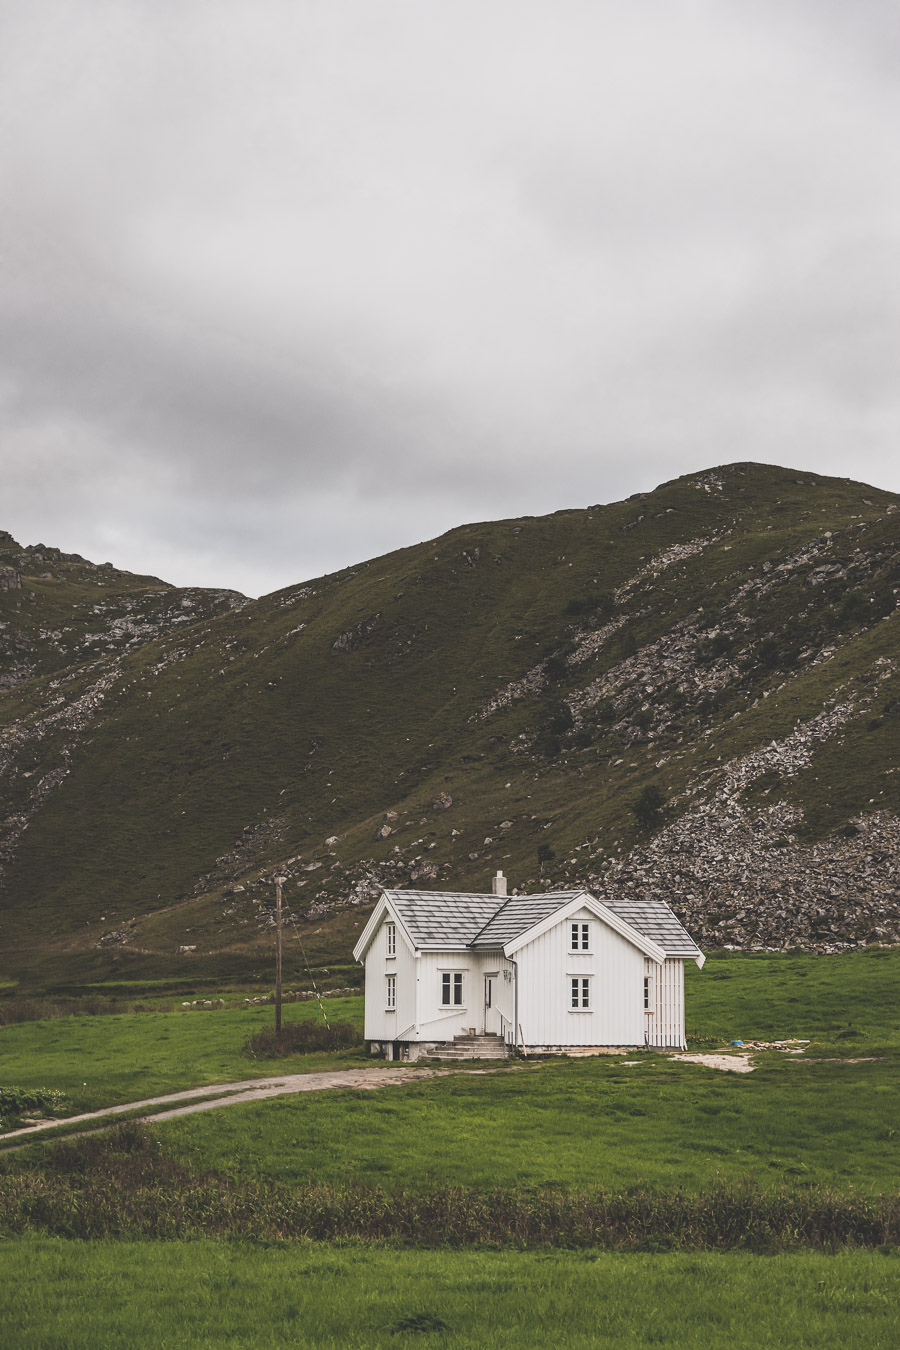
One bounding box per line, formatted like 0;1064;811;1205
502;892;667;964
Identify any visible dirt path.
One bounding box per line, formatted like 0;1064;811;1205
0;1066;470;1147
5;1047;863;1150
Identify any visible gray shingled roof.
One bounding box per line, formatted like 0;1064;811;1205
384;890;501;947
599;897;703;960
469;893;583;947
384;887;702;961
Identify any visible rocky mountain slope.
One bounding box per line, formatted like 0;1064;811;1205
1;462;898;980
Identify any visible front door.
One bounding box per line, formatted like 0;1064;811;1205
483;975;497;1035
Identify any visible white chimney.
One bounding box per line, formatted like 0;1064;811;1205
492;869;507;897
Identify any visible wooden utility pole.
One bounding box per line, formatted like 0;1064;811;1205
274;875;285;1035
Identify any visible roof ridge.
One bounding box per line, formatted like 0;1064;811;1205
468;890;586;948
470;894;514;943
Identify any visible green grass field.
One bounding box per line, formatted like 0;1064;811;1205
154;1052;900;1194
685;947;900;1049
1;950;898;1199
2;948;899;1347
1;1242;898;1349
1;949;898;1200
2;947;896;1119
0;996;368;1114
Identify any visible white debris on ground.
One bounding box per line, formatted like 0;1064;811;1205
670;1053;756;1073
730;1040;809;1053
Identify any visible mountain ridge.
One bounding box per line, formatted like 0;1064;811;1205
1;461;898;978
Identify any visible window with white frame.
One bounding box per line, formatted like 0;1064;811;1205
441;972;464;1006
570;921;590;951
643;975;653;1011
385;974;396;1010
385;921;396;957
570;976;591;1010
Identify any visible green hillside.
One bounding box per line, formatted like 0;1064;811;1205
1;462;898;980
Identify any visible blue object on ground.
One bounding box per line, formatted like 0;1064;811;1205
731;1040;744;1047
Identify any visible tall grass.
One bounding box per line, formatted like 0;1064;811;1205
0;1088;70;1131
2;1127;897;1250
0;997;166;1025
242;1020;362;1058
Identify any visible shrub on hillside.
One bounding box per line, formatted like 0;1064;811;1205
564;592;616;621
543;702;575;737
696;632;734;663
532;731;562;758
750;636;800;671
243;1020;362;1059
543;654;569;682
839;590;870;624
631;785;666;830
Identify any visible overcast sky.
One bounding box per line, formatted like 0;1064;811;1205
1;1;898;596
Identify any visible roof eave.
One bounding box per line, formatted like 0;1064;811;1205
503;891;667;963
418;942;505;953
352;893;416;963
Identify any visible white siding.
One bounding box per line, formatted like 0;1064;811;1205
516;906;646;1047
413;950;515;1042
364;907;689;1050
487;956;516;1043
363;915;417;1043
647;958;686;1049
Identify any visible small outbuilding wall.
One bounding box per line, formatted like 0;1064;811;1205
645;957;686;1049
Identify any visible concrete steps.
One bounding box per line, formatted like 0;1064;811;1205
428;1033;510;1062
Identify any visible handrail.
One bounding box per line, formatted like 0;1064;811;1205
415;1008;471;1032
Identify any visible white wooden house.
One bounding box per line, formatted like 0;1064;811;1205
353;872;705;1059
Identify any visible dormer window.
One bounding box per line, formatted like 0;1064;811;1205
570;922;590;951
385;921;396;957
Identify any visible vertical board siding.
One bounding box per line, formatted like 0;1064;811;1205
414;950;514;1042
363;915;417;1042
364;906;692;1049
517;908;645;1047
647;958;685;1049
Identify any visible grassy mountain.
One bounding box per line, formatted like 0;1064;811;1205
1;462;898;983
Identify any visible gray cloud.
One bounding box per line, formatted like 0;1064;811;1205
1;1;898;594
